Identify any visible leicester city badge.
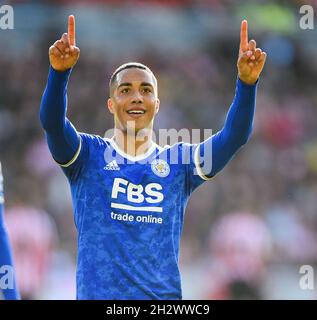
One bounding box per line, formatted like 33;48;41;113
151;159;170;178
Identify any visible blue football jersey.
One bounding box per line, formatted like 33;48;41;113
61;133;210;299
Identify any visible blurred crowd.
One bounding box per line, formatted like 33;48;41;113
0;1;317;299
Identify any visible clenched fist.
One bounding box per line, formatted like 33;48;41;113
49;15;80;72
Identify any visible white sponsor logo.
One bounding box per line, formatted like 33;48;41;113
104;160;120;171
111;178;163;212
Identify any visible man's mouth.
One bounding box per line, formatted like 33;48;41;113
126;110;146;115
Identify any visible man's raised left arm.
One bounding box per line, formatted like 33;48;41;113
195;20;267;180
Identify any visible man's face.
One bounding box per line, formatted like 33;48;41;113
107;68;160;133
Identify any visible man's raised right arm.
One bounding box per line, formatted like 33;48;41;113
39;15;81;166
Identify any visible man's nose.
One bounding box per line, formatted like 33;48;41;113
131;92;143;104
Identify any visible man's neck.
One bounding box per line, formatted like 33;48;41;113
112;129;153;157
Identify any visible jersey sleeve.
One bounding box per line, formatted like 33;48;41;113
40;66;81;166
183;142;212;195
185;78;258;194
59;132;91;181
185;132;249;195
60;133;109;182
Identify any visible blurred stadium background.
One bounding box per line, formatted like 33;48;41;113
1;0;317;299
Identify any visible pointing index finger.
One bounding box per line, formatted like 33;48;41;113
68;15;76;46
240;20;248;53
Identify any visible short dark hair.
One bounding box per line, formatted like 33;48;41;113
109;62;157;96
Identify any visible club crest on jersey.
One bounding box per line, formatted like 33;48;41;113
151;159;170;178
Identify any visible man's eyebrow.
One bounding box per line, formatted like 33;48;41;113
117;82;154;89
117;82;132;89
140;82;154;87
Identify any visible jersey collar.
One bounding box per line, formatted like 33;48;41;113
108;137;157;162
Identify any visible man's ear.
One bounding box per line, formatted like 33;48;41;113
107;98;114;114
155;98;160;114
